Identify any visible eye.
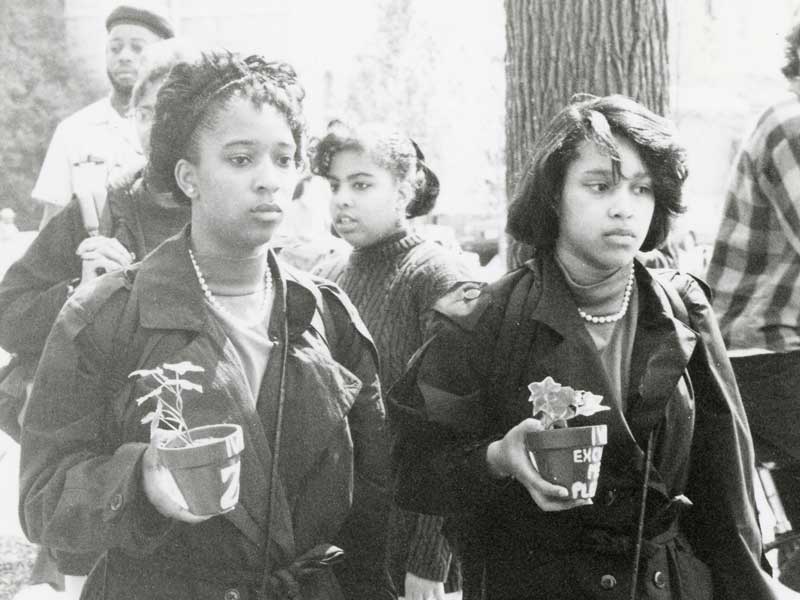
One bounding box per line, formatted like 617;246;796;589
109;43;122;54
586;182;609;193
276;155;294;168
353;181;371;191
131;42;144;54
228;155;252;167
634;183;653;195
328;180;340;193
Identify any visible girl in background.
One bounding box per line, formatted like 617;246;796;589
313;123;476;600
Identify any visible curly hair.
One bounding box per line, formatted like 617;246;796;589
782;22;800;79
506;94;688;252
149;50;307;204
310;122;439;218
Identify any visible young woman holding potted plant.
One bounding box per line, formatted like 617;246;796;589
19;51;394;600
390;95;782;599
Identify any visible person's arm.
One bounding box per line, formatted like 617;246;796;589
19;280;174;558
0;199;85;361
757;110;800;256
0;197;133;363
32;121;74;228
390;315;588;516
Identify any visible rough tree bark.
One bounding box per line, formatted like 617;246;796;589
505;0;671;267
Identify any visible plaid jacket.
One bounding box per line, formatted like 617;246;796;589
707;89;800;353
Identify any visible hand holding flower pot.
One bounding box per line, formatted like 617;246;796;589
132;361;244;518
525;376;610;500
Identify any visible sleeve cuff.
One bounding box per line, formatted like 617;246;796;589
405;513;451;581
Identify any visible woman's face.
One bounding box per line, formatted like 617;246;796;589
555;135;655;282
326;149;406;249
179;97;299;256
132;77;162;158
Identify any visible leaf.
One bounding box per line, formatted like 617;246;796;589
163;361;205;375
128;366;163;379
134;387;165;405
574;391;610;417
528;376;576;424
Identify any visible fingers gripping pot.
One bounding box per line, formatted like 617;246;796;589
131;361;245;516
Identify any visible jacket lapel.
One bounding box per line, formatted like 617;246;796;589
134;232;297;558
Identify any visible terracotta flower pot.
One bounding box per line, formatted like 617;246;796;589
157;423;244;516
526;424;608;499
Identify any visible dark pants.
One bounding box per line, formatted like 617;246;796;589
731;352;800;588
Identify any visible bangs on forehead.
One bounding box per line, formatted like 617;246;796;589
579;110;624;181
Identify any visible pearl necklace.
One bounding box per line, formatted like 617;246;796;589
577;266;635;325
188;248;273;322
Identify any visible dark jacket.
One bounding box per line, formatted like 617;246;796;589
0;175;189;369
390;253;778;600
20;230;395;600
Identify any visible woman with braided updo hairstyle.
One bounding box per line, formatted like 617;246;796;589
312;123;478;600
19;51;396;600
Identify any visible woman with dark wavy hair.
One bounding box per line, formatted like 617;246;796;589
390;95;780;599
19;51;394;600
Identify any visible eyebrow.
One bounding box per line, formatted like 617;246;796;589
345;172;375;180
221;140;296;150
581;168;651;179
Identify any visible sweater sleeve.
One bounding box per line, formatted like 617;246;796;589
0;198;85;362
405;512;453;581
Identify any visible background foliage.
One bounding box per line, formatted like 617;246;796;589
0;0;99;230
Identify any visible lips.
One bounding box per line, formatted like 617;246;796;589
604;228;637;238
334;215;359;230
252;203;282;213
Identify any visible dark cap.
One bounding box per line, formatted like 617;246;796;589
106;5;175;39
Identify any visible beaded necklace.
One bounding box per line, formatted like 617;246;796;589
188;248;273;322
577;265;635;325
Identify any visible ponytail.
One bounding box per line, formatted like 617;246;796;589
406;139;440;218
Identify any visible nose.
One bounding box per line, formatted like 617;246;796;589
253;161;281;194
333;187;353;208
607;187;635;219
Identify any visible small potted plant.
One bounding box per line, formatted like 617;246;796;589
525;376;610;499
131;361;244;516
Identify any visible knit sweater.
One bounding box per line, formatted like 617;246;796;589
314;229;474;589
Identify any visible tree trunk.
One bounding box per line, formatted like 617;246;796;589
505;0;670;267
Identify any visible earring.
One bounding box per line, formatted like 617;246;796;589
185;186;195;197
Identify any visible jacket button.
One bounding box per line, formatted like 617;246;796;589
109;493;123;511
603;488;617;506
223;589;240;600
600;574;617;589
653;570;667;589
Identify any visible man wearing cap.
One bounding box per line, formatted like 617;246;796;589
33;4;174;228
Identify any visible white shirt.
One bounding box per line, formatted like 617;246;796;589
31;96;143;208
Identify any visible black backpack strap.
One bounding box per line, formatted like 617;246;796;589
490;269;542;404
